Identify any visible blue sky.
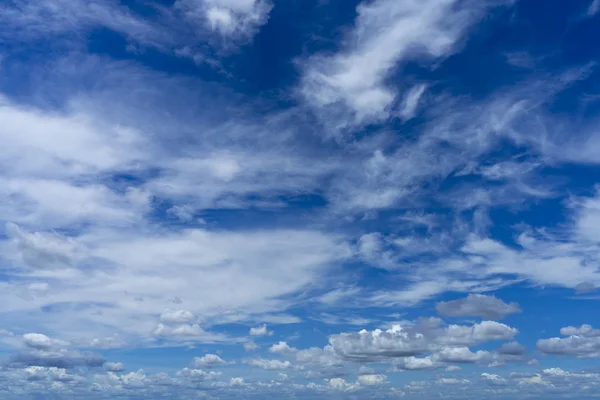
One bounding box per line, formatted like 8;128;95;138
1;0;600;398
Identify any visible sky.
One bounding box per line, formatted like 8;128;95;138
1;0;600;398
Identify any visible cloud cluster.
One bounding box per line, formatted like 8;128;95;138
538;325;600;357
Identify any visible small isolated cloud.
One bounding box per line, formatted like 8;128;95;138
245;358;292;370
192;354;231;368
243;341;258;351
436;294;521;320
249;324;273;336
176;0;272;41
269;341;297;354
399;84;427;121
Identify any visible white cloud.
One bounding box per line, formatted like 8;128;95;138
153;323;206;338
192;354;231;367
481;373;508;386
245;358;292;370
176;368;222;381
538;325;600;357
357;374;387;385
160;309;195;324
269;341;297;354
328;319;517;362
435;347;491;364
436;294;521;320
244;341;259;351
103;362;125;372
560;324;600;337
300;0;514;126
249;324;273;336
175;0;272;41
22;333;67;350
399;84;427;121
437;378;469;385
327;377;360;391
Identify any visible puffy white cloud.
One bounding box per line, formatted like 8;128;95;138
153;323;209;338
537;325;600;357
357;374;387;385
176;367;222;381
436;294;521;320
435;347;491;364
269;341;297;354
327;377;360;391
249;324;273;336
192;354;231;368
560;324;600;337
245;358;292;370
22;333;67;350
329;320;517;361
437;378;470;385
295;346;343;368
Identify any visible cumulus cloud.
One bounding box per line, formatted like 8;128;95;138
103;362;125;372
153;323;206;338
481;373;508;386
245;358;292;370
176;368;222;381
357;374;387;385
269;341;297;354
192;354;231;367
497;341;527;356
436;294;521;320
249;324;273;336
23;333;67;350
328;319;517;362
327;377;360;391
538;325;600;357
